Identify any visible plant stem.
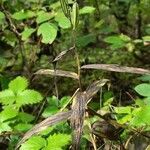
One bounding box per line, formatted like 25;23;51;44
72;30;82;89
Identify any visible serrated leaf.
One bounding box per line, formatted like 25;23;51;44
135;83;150;97
0;122;12;133
20;136;46;150
16;111;72;147
21;27;36;41
17;89;43;105
55;13;71;29
14;123;33;132
79;6;95;14
36;11;54;24
0;106;18;122
37;23;57;44
45;134;71;150
8;76;28;94
12;10;35;20
0;89;15;105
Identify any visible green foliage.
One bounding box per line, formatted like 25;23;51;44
135;83;150;97
37;23;57;44
21;27;36;41
42;96;70;118
46;134;71;150
0;0;150;149
0;76;43;135
20;136;46;150
0;76;43;106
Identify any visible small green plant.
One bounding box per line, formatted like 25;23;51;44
0;76;73;149
114;81;150;129
0;76;43;134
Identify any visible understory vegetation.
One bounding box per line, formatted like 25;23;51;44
0;0;150;149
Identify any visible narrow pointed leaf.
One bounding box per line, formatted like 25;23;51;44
71;92;87;150
35;69;79;79
16;111;72;149
85;79;108;103
81;64;150;75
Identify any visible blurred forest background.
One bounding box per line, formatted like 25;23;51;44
0;0;150;149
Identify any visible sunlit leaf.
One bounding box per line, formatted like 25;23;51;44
0;106;18;122
37;23;57;44
17;90;43;105
36;11;54;24
21;27;36;41
20;136;46;150
135;83;150;97
79;6;95;14
45;134;71;150
9;76;28;94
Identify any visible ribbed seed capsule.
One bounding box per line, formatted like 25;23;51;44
71;2;79;30
60;0;70;18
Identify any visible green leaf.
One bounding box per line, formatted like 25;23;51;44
60;96;70;108
20;136;46;150
135;83;150;97
45;134;71;150
104;35;126;49
79;6;95;14
0;122;12;133
0;89;15;105
0;106;18;122
18;112;35;123
42;106;59;118
47;96;59;107
0;11;5;24
21;27;36;41
117;114;132;124
138;75;150;82
55;13;71;29
36;11;54;24
8;76;28;94
14;123;33;132
130;106;150;127
76;34;96;48
17;89;43;105
114;106;132;114
12;10;35;20
37;23;57;44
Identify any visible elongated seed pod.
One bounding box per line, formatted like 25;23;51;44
60;0;70;18
71;2;79;30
